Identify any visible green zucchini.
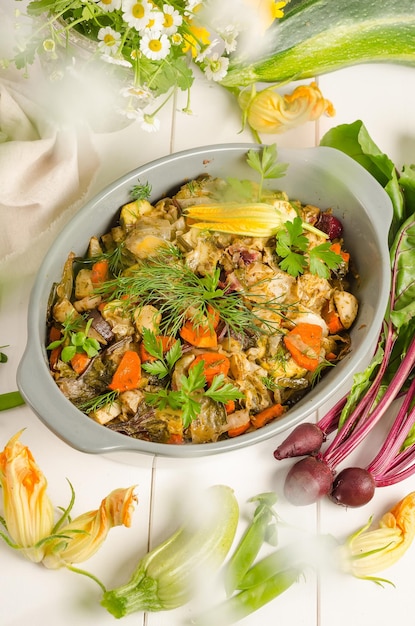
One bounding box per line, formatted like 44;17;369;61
101;484;239;617
221;0;415;88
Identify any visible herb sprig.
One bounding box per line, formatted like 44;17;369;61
145;360;243;428
95;245;279;338
140;328;182;379
246;144;288;200
47;316;101;362
276;217;343;278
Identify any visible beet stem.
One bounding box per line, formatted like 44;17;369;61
367;376;415;477
323;333;415;469
316;395;346;436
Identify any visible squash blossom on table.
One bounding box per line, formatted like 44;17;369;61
337;492;415;584
0;430;137;571
238;82;335;137
0;430;54;562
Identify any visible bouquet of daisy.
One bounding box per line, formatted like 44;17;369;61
7;0;288;131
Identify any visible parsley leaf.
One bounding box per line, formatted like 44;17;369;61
141;328;182;379
246;144;288;200
276;217;343;278
276;217;308;277
309;242;344;278
144;360;243;428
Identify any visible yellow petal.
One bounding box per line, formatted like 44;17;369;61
242;82;335;135
242;0;287;30
0;430;54;562
42;486;138;568
338;492;415;579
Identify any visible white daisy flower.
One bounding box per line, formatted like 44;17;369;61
42;39;56;53
122;0;152;31
161;4;183;35
120;84;154;107
171;32;183;46
141;113;160;132
203;53;229;81
220;25;239;54
97;0;122;12
140;30;171;60
195;39;219;63
144;9;165;33
97;27;121;55
117;105;145;121
184;0;201;16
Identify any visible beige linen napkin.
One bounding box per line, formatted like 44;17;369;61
0;79;100;280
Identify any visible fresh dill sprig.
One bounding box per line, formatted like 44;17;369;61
130;181;152;200
77;390;119;413
95;245;283;338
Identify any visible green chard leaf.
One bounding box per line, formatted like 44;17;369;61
320;120;404;244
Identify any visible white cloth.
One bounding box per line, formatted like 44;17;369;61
0;79;100;280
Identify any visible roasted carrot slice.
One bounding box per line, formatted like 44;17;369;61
283;323;323;371
179;322;217;348
108;350;141;392
250;403;285;429
323;309;344;334
330;242;350;263
91;259;109;285
228;421;251;437
189;352;230;384
70;352;91;375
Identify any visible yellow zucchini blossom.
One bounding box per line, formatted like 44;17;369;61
239;82;335;135
0;430;138;573
337;492;415;583
42;486;138;569
0;430;54;562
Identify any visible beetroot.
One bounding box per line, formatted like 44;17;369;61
315;212;343;239
273;423;325;460
283;456;334;506
330;467;375;507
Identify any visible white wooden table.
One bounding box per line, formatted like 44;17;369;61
1;34;415;625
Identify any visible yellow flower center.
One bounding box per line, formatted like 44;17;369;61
132;3;145;18
103;34;116;46
149;39;162;52
163;13;174;28
101;0;113;5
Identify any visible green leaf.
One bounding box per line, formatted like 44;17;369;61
278;252;307;277
142;360;169;377
389;214;415;331
61;345;76;361
246;145;287;181
320;120;404;244
309;242;343;278
142;328;164;360
205;377;244;404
